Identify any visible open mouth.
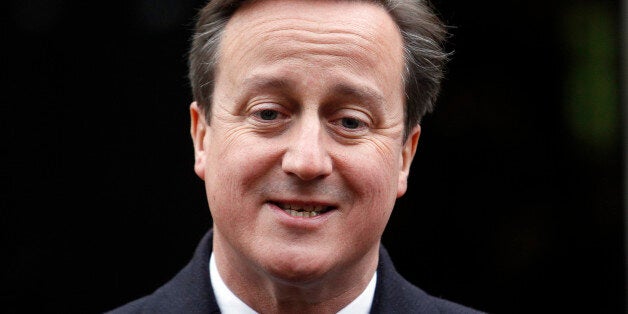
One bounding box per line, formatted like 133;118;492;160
271;202;335;218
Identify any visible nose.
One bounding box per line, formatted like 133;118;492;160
281;118;333;181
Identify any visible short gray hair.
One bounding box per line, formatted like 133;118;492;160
188;0;450;139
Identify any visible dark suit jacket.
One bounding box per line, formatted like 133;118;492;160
106;230;484;313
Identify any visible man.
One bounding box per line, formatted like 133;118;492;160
108;0;484;313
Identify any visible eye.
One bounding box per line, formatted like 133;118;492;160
330;109;371;133
340;117;363;129
249;105;289;125
259;109;279;120
328;112;370;138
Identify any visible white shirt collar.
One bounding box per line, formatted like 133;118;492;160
209;252;377;314
337;269;377;314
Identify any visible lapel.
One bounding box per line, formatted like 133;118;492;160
369;245;441;314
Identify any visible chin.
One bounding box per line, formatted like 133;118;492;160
260;249;334;285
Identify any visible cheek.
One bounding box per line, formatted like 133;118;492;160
204;143;269;232
337;157;397;254
341;147;400;220
348;142;400;191
205;132;279;203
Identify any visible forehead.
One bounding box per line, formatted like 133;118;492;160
221;0;403;69
228;0;394;28
216;0;405;102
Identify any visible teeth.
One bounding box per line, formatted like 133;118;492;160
283;209;321;218
280;204;326;212
277;203;329;218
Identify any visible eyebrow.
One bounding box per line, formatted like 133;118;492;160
230;75;295;110
240;75;294;95
238;74;386;114
328;83;385;110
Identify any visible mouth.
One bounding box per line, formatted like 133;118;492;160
271;201;335;218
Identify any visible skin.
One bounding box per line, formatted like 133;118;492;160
190;0;421;312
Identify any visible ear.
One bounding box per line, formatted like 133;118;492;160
397;124;421;198
190;101;209;180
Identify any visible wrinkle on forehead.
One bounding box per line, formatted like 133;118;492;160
212;0;407;127
219;0;404;71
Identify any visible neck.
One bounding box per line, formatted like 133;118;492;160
212;228;379;314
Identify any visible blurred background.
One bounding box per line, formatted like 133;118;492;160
4;0;626;313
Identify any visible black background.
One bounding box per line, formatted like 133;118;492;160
4;0;625;313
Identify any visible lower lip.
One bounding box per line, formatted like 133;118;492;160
266;202;335;229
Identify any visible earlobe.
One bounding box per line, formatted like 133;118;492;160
190;101;208;180
397;124;421;198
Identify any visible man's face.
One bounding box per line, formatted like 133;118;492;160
191;0;420;283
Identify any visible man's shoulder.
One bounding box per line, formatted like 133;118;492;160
104;231;219;313
372;245;485;314
104;295;149;314
104;232;484;314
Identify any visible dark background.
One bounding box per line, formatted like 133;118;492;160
4;0;626;313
